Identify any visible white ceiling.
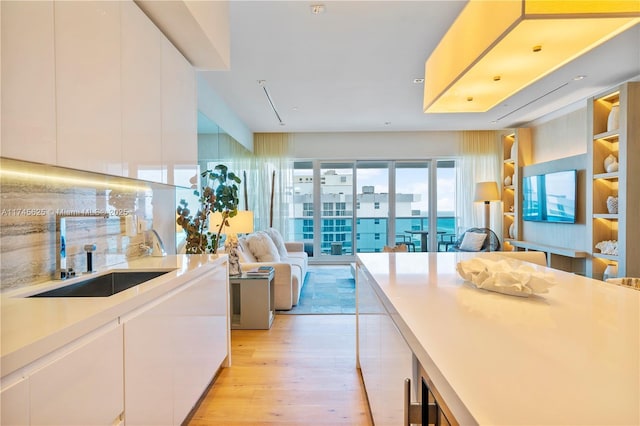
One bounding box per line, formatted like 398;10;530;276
198;1;640;133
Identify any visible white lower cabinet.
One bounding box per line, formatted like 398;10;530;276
123;266;228;425
0;377;30;426
357;265;415;426
29;322;124;425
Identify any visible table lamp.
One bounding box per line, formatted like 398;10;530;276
474;181;500;232
210;211;254;275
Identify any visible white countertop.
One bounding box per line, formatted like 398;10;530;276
1;254;227;378
357;252;640;426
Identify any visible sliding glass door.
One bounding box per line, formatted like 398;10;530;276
356;162;389;253
436;160;458;252
319;162;354;257
395;162;429;251
290;161;314;256
290;159;457;262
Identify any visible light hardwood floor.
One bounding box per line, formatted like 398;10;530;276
187;314;373;426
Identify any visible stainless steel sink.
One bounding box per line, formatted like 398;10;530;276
29;270;172;298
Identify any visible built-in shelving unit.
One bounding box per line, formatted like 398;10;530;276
587;82;639;279
501;128;531;251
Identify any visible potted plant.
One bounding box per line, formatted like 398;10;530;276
176;164;241;254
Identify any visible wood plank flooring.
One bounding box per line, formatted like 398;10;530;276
187;314;372;426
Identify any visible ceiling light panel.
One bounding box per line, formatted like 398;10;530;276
423;0;640;113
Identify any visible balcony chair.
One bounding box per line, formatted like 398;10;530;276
395;234;415;252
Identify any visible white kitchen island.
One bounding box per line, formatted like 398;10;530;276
356;252;640;426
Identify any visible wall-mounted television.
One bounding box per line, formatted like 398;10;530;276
522;170;577;223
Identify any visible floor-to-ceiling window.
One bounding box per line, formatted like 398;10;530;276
290;161;314;256
290;159;457;262
436;160;458;252
395;161;429;251
356;162;389;253
319;162;354;257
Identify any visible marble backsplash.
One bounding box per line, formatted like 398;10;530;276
0;158;177;292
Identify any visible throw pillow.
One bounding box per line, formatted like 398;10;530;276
264;227;288;258
459;232;487;251
245;231;281;262
237;237;257;263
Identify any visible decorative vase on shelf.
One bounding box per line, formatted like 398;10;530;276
508;223;515;239
606;196;618;214
607;104;620;132
603;154;617;173
504;175;512;186
606;160;619;173
603;263;618;281
510;143;517;161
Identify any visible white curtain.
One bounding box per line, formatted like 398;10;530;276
206;131;253;213
251;133;293;234
456;131;502;239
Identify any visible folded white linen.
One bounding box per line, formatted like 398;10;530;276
456;257;556;297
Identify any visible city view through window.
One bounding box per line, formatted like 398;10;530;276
290;160;457;258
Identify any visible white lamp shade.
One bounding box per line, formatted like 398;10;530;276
209;210;254;235
474;182;500;202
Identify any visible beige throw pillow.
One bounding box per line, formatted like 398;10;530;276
237;237;257;263
264;227;288;258
245;231;280;262
459;232;487;251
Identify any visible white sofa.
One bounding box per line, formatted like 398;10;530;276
238;229;308;310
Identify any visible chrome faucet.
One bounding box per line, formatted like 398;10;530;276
147;229;166;257
55;213;109;279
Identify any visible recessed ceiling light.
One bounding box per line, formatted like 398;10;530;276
413;78;424;84
311;4;325;14
573;75;587;81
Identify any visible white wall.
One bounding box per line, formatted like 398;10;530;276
290;131;462;159
197;73;253;152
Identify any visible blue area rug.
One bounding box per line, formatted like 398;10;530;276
277;265;355;314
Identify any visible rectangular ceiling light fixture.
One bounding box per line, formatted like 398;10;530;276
423;0;640;113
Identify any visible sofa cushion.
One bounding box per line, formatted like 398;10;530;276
264;227;288;258
245;231;281;262
286;251;308;273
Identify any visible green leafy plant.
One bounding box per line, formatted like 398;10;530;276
176;164;241;254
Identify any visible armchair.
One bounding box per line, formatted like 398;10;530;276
450;227;501;252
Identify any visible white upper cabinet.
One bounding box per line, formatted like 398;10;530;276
162;38;198;187
121;1;164;183
55;1;123;176
2;1;198;183
1;1;57;163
